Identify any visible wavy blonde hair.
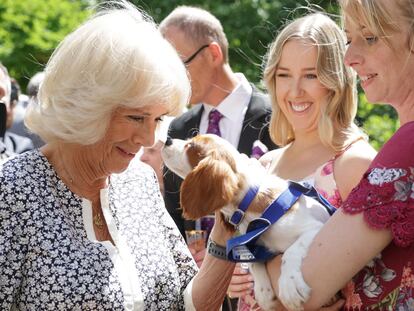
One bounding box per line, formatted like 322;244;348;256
26;1;190;145
264;13;364;152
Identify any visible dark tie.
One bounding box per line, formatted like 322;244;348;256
207;109;223;137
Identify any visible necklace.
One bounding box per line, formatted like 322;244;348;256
57;146;106;230
93;208;105;229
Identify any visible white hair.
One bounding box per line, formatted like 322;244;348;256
26;1;190;145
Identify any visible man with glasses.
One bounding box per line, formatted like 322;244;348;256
159;7;276;310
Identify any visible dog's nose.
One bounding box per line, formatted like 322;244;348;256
165;136;173;146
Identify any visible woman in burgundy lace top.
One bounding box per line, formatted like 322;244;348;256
267;0;414;310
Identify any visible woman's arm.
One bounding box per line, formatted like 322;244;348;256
267;209;392;309
191;212;236;311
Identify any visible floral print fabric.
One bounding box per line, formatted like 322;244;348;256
342;121;414;311
0;150;197;310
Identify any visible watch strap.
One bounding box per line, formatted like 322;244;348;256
207;238;227;260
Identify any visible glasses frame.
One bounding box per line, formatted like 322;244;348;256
183;44;210;65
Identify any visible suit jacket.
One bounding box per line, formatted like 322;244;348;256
163;87;277;237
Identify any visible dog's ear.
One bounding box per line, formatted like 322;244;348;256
180;157;238;220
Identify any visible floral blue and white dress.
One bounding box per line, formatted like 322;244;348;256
0;150;198;310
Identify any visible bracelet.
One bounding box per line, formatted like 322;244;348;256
207;238;227;260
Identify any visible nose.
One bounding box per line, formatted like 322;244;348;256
344;44;363;68
165;136;173;146
133;122;156;147
290;78;304;97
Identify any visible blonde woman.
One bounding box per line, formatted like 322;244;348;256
267;1;414;310
228;13;376;310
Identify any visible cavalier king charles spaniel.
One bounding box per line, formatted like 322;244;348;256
162;134;334;311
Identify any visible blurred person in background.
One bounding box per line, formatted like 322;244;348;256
9;71;45;148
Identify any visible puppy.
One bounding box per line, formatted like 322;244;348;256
162;134;333;311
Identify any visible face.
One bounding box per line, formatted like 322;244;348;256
163;26;215;105
92;104;168;174
343;9;414;106
275;39;330;133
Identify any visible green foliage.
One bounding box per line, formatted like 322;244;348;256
357;93;399;150
0;0;92;90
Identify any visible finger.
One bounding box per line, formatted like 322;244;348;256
229;274;254;286
227;287;253;299
321;299;345;310
228;279;254;294
233;265;250;276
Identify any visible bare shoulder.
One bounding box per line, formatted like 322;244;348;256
335;140;377;199
337;139;377;168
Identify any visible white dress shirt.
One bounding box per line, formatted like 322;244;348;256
199;73;252;148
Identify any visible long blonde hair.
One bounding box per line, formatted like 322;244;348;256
264;13;364;152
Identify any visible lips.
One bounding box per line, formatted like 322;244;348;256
117;146;136;158
289;101;311;112
359;73;377;82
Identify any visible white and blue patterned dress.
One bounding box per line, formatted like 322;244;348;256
0;150;197;310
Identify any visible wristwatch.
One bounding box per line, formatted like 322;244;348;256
207;238;227;260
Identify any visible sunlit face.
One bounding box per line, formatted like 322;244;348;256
92;104;168;174
163;26;215;106
275;39;330;133
343;10;414;106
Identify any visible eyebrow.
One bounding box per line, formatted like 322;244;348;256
344;25;367;33
277;66;316;71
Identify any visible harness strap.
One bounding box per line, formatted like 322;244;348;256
226;181;336;262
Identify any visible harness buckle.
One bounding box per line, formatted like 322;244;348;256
229;209;245;227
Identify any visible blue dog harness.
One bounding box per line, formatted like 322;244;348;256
226;181;336;262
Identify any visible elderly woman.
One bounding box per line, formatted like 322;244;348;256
267;0;414;310
0;2;234;310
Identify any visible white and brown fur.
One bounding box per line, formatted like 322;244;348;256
162;134;333;311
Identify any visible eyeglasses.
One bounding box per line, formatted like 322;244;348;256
183;44;210;65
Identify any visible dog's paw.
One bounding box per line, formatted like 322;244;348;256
278;266;311;311
254;282;280;311
250;263;279;311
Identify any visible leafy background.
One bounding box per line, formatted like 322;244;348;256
0;0;398;149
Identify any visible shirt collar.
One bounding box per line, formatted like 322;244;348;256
203;73;252;121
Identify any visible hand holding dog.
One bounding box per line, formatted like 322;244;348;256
227;263;254;298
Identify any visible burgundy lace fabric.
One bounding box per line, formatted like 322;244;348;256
342;167;414;247
341;121;414;310
342;121;414;247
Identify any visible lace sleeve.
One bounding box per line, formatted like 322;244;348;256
342;167;414;247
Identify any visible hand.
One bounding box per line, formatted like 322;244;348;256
189;246;206;268
227;263;254;298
